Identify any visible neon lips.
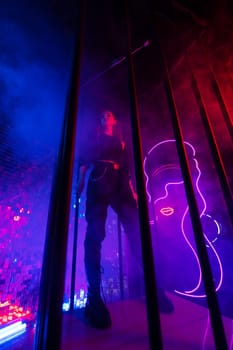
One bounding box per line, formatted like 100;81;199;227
160;207;174;216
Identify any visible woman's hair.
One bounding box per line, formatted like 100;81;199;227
100;110;116;121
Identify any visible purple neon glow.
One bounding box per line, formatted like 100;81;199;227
205;214;221;244
154;180;184;206
175;210;223;297
144;139;223;298
154;180;184;221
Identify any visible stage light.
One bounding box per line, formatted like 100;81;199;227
62;289;87;311
0;321;27;345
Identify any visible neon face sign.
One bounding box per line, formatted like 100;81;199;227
144;139;223;298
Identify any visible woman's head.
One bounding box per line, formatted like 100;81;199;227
97;110;122;138
100;110;117;128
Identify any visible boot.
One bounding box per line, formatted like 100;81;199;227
85;292;112;329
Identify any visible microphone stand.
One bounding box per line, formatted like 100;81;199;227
82;40;150;87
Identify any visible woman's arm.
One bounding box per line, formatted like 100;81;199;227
129;178;138;203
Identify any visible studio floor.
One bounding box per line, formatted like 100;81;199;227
3;292;233;350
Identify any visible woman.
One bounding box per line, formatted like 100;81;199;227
77;110;173;329
77;110;140;329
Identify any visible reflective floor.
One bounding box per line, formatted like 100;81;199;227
61;293;233;350
3;293;233;350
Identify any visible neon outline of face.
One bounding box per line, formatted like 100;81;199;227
143;139;223;298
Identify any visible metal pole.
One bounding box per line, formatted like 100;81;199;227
162;54;228;350
191;71;233;228
125;2;163;350
34;1;86;348
69;194;80;312
117;216;124;300
209;67;233;143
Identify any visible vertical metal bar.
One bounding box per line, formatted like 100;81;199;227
34;1;86;349
70;197;80;311
209;68;233;143
125;2;163;350
191;71;233;228
117;216;124;300
162;55;228;350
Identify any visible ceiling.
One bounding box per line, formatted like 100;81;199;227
48;0;233;79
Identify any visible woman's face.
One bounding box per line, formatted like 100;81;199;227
100;111;117;128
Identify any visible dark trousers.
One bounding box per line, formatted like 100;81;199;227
84;163;142;296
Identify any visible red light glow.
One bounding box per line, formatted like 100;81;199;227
0;301;32;326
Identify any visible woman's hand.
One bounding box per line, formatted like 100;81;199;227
129;179;138;205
